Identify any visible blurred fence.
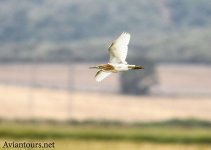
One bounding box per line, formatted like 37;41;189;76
0;63;211;122
0;63;120;92
1;63;211;95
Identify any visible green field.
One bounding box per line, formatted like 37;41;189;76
0;120;211;150
0;120;211;143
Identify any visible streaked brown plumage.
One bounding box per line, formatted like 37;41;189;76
90;32;144;82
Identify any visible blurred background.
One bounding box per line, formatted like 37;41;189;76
0;0;211;150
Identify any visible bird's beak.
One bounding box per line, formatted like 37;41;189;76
134;65;144;69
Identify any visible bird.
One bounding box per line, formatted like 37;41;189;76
90;32;144;82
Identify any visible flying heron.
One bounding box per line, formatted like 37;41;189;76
90;32;144;82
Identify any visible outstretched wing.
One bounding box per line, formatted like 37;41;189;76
95;70;111;82
108;32;130;64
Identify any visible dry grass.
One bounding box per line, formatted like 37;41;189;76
1;63;211;94
0;63;119;92
0;85;211;122
0;139;211;150
155;64;211;94
157;64;211;89
47;140;211;150
0;63;211;122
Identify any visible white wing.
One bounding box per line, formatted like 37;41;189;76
108;32;130;64
95;70;111;82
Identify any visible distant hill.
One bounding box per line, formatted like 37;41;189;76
1;0;211;63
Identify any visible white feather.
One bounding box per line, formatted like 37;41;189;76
95;70;112;82
108;32;130;64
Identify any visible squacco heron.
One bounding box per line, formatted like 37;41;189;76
90;32;144;82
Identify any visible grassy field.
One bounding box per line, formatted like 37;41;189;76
0;64;211;149
1;84;211;122
0;63;211;94
0;121;211;150
1;139;211;150
0;84;211;122
0;121;211;143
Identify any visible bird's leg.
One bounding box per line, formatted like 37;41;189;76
89;66;98;69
